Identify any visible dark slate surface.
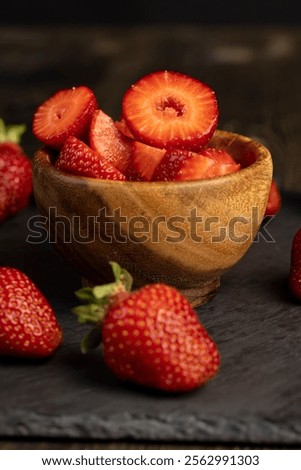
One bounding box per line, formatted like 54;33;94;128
0;192;300;444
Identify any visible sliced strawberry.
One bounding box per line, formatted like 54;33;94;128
152;147;241;182
55;136;126;181
124;165;143;182
115;118;134;139
122;70;218;151
152;149;216;182
32;86;97;149
132;141;165;181
200;147;240;177
89;109;132;174
265;179;281;216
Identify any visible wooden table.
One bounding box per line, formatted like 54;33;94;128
0;23;300;450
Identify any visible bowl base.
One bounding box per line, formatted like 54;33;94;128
82;276;220;308
179;277;220;307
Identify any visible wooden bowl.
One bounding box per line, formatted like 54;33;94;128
32;130;273;307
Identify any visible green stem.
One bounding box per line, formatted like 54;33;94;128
72;262;133;353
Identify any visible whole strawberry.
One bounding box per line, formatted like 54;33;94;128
0;119;32;223
289;228;301;301
0;267;62;357
73;262;220;392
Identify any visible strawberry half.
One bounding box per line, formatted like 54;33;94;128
153;147;240;182
199;147;241;178
55;136;126;181
289;227;301;301
132;141;165;181
264;179;281;216
152;149;215;181
89;109;132;174
32;86;97;149
122;70;218;151
73;262;220;393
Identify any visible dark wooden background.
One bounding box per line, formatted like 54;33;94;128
1;24;300;192
0;21;301;449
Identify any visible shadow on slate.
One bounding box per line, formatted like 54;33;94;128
0;193;301;444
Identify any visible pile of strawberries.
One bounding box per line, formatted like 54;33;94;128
32;69;283;214
32;70;241;183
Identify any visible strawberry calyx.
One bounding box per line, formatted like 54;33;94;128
72;262;133;352
0;118;26;144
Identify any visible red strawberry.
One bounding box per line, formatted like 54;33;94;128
0;267;62;357
132;141;165;181
73;262;220;393
55;136;126;181
289;228;301;301
0;120;32;223
32;86;97;149
89;109;132;174
122;70;218;151
265;179;281;216
199;147;241;178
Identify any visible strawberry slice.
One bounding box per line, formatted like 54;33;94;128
89;109;132;173
152;149;216;181
264;179;281;216
152;147;240;182
55;136;126;181
32;86;97;149
122;70;218;151
200;147;240;177
132;141;165;181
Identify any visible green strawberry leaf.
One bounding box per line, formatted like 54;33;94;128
109;261;133;291
72;303;106;324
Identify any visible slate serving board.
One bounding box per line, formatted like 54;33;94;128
0;191;300;445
